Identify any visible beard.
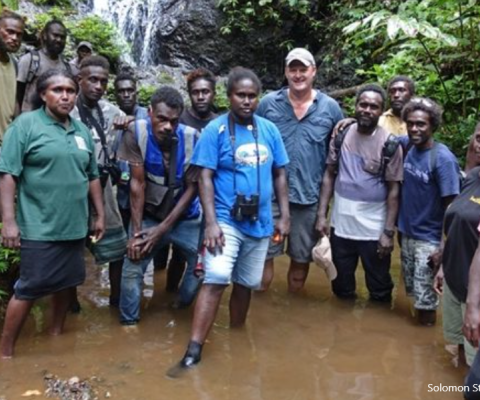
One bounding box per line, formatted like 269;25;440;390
356;114;379;131
45;41;65;56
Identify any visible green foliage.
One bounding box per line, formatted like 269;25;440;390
340;0;480;164
217;0;309;34
157;72;174;85
68;15;123;65
0;228;20;276
0;0;19;11
26;7;69;36
137;84;156;107
214;81;229;113
0;224;20;302
27;10;124;66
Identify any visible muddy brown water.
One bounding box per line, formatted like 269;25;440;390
0;252;468;400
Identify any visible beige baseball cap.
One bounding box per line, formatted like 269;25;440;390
312;236;337;281
285;48;315;67
77;41;93;51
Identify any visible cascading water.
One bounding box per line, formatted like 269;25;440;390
91;0;187;66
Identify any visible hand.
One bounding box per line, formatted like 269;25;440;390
113;115;134;130
203;222;225;256
332;117;356;136
463;303;480;347
92;215;105;243
377;233;394;259
315;216;329;238
427;247;443;273
273;216;290;243
1;220;20;249
131;225;167;259
433;267;444;295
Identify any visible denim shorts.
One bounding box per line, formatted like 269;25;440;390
203;222;269;289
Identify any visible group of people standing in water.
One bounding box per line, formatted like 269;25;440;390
0;10;479;396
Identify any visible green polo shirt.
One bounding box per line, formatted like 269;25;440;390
0;108;99;241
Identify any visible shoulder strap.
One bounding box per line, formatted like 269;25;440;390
26;50;40;84
381;134;401;179
9;55;18;75
333;125;351;173
168;137;179;189
62;56;72;74
429;141;438;174
428;141;440;185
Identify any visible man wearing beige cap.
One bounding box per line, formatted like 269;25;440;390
69;41;93;78
257;47;343;292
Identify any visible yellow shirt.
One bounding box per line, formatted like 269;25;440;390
0;56;16;141
378;109;407;136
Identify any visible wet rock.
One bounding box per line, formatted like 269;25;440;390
43;372;99;400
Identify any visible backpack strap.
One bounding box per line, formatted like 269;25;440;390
381;134;401;179
62;56;72;74
26;50;40;84
429;141;439;179
9;55;18;75
333;125;351;174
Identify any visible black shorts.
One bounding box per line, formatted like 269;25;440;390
14;239;86;300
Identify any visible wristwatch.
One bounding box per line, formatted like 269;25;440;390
383;228;395;238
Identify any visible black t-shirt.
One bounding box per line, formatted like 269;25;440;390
443;166;480;302
179;108;217;132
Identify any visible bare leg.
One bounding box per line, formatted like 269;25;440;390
166;247;186;293
229;283;251;327
259;258;274;292
190;284;226;344
109;260;123;306
49;288;74;336
70;286;81;313
0;296;34;358
287;260;310;292
180;284;226;368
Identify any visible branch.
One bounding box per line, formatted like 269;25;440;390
328;85;363;99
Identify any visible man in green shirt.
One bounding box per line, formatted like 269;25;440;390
0;11;24;141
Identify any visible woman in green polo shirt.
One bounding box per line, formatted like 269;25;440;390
0;69;105;358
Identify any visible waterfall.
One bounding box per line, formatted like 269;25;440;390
91;0;186;67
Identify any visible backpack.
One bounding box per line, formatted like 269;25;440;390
333;125;401;179
9;54;18;75
26;49;72;83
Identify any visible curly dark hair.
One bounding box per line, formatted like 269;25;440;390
186;68;216;94
356;83;387;110
114;71;137;89
41;19;66;39
388;75;415;96
401;97;443;131
150;86;184;112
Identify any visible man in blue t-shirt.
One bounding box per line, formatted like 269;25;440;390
398;97;460;326
176;68;290;370
117;86;202;325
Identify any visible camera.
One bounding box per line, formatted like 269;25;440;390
231;194;259;222
98;160;122;188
